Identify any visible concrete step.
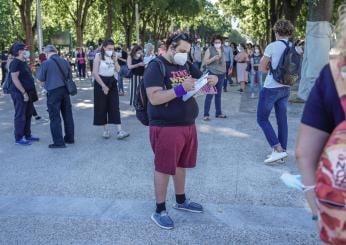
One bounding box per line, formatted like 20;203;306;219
0;196;319;245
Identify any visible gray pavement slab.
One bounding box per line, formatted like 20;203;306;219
0;80;320;244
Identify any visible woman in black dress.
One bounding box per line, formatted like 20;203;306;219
127;45;145;106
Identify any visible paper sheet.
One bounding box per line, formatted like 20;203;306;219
182;73;209;101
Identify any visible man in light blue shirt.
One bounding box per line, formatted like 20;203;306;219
223;39;233;92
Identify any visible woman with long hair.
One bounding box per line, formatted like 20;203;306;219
93;39;129;140
234;43;249;93
127;45;145;106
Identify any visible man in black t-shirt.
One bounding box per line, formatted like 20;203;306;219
143;33;218;230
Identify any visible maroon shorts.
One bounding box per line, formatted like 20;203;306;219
149;125;198;175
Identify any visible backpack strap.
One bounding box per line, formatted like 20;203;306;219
330;58;346;116
150;58;167;89
278;39;290;48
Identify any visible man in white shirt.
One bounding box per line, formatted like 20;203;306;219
257;19;294;164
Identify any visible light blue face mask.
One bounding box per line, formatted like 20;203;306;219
280;173;304;191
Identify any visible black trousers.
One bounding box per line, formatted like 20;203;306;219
93;75;121;125
130;75;142;106
1;65;7;85
11;90;33;141
47;86;75;145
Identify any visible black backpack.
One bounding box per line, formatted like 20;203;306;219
270;40;302;86
134;58;166;126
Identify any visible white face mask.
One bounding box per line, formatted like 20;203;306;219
255;49;260;54
173;52;188;66
105;50;113;57
214;43;222;49
280;173;304;191
136;53;142;58
115;52;122;57
23;50;30;58
225;42;229;46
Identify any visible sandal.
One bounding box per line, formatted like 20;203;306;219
216;114;227;119
203;116;210;121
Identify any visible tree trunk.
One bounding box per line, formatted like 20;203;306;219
298;0;334;100
105;0;113;39
76;24;83;48
265;0;270;44
269;0;277;41
282;0;304;27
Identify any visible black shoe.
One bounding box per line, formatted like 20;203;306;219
48;144;66;148
223;87;227;92
64;136;74;144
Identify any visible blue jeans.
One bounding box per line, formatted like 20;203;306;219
117;65;126;92
250;70;263;94
47;87;75;145
257;87;290;150
223;61;231;88
204;73;225;117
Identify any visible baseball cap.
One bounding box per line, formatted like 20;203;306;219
12;43;27;53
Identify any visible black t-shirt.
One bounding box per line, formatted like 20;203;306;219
132;57;145;76
301;64;344;134
118;50;128;66
143;56;203;126
9;58;35;91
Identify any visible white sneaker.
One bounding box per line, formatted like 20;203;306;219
264;150;288;164
103;130;110;139
117;130;130;140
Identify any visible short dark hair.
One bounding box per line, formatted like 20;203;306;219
239;43;246;49
165;32;192;49
273;19;294;37
101;39;115;60
211;35;224;45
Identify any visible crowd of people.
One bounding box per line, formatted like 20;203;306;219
1;11;346;241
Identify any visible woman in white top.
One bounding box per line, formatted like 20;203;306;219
93;39;129;140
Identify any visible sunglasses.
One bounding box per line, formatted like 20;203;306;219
172;33;190;43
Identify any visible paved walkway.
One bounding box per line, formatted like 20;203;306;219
0;80;320;244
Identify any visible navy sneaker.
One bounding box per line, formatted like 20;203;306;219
151;211;174;230
15;138;31;146
173;199;203;213
25;136;40;142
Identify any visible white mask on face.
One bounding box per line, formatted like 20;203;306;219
214;43;222;49
115;52;122;57
173;52;188;66
105;50;113;57
23;50;30;59
255;49;260;54
225;42;229;46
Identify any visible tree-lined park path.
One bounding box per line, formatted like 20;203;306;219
0;80;319;244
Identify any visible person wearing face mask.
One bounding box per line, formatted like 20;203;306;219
115;44;128;96
203;35;227;121
9;42;39;146
1;50;9;86
223;39;234;92
76;48;86;80
127;45;145;106
143;43;156;66
92;39;129;140
143;32;218;230
234;43;249;93
191;39;202;69
250;44;263;98
87;46;95;78
37;45;75;148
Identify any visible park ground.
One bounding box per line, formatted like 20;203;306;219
0;78;320;245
